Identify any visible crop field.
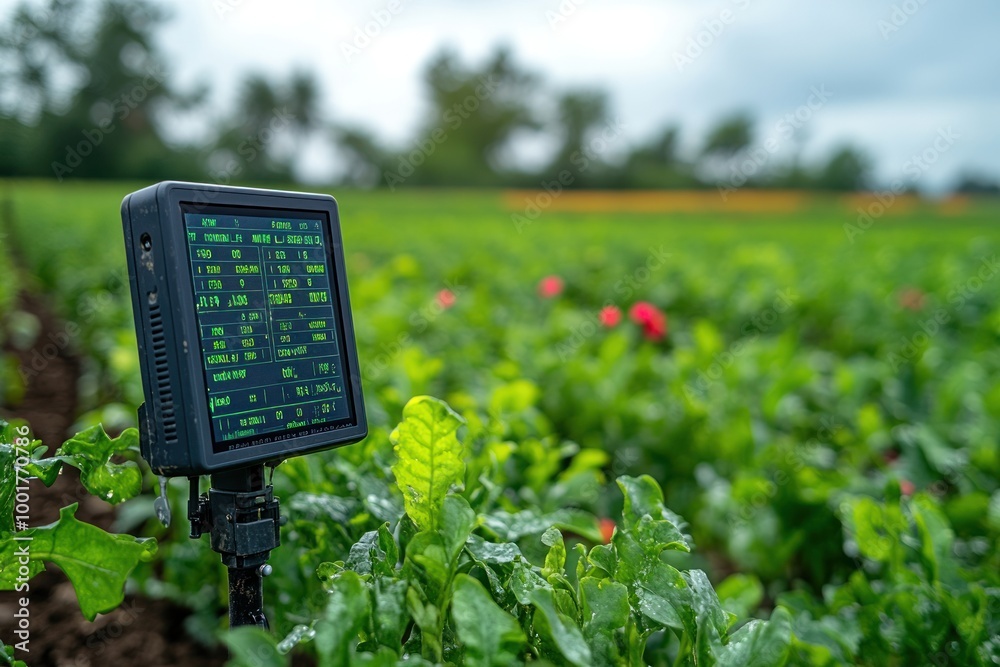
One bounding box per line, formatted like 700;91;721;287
1;180;999;666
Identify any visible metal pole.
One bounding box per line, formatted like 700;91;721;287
196;465;280;631
228;565;268;629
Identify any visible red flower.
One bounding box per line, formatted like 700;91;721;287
436;289;456;309
538;275;564;299
898;287;926;312
900;479;916;496
599;305;621;328
599;518;616;544
628;301;668;341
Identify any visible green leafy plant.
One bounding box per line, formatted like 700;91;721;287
225;396;794;666
0;419;156;626
782;486;1000;666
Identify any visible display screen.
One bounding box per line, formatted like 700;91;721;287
182;205;354;453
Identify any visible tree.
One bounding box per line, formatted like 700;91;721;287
701;112;754;157
545;89;609;180
335;126;390;188
817;145;870;191
621;125;698;189
210;70;326;183
953;172;1000;195
0;0;206;180
384;46;541;187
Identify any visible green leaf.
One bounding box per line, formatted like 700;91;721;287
346;523;399;578
480;508;602;543
0;504;156;620
1;641;26;667
452;573;527;667
466;535;523;565
372;578;409;652
846;496;905;564
714;606;792;667
717;573;765;619
636;562;688;632
56;425;142;504
617;475;690;552
582;577;629;631
910;494;954;583
315;570;370;667
685;569;731;638
542;527;567;577
530;587;592;667
223;627;287;667
440;495;477;562
0;419;57;533
390;396;466;531
580;577;629;665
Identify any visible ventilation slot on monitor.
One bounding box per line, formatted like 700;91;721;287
149;301;178;444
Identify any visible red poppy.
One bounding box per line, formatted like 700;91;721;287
538;275;564;298
599;518;616;544
900;479;916;496
628;301;668;341
436;289;456;309
599;305;621;328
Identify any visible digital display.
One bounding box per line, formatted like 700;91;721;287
183;206;354;453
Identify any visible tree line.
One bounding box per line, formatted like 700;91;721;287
0;0;994;194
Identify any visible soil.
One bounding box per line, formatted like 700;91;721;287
0;290;230;666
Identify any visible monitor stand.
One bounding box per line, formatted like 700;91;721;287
188;464;281;629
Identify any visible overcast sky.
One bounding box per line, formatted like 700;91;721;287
5;0;998;190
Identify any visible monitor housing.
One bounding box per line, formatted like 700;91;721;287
122;181;367;476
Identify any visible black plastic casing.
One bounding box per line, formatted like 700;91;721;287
121;181;367;476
